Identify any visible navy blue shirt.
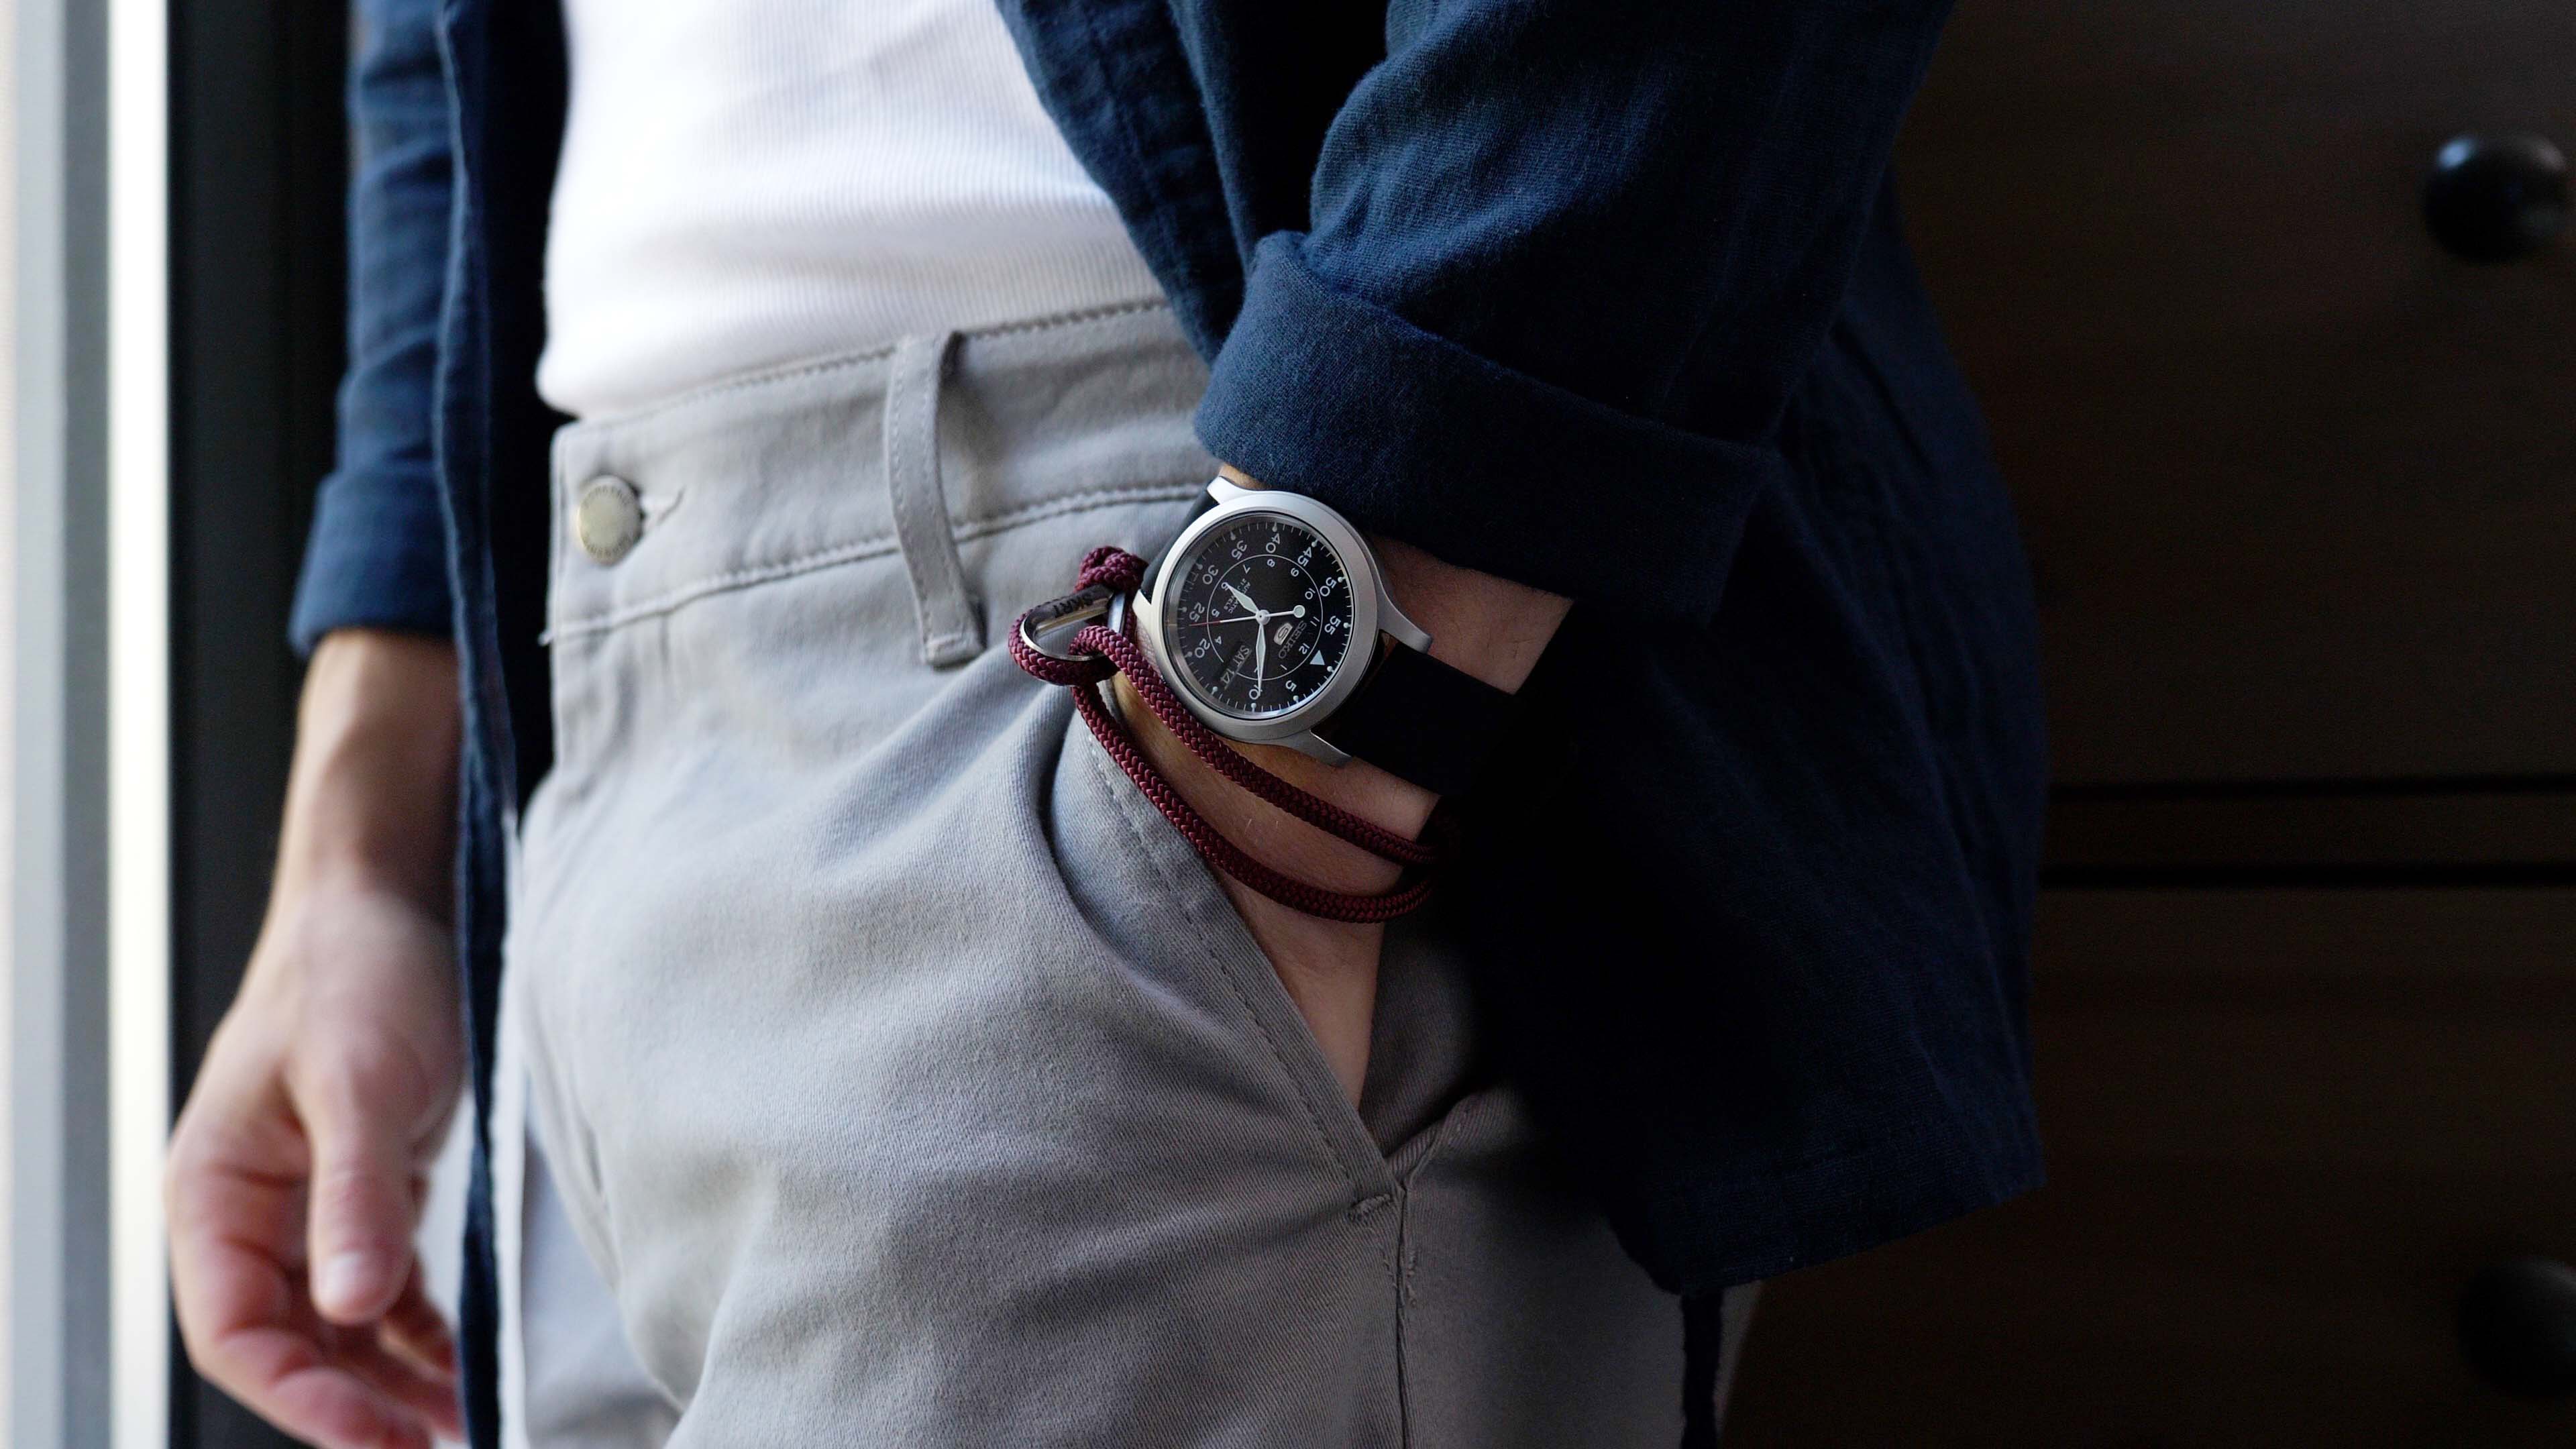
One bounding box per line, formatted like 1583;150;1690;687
291;0;2045;1440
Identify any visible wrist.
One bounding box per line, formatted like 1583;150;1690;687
274;630;462;910
1368;535;1570;696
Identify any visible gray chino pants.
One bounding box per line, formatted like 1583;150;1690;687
483;303;1746;1446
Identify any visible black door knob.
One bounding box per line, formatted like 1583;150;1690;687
2423;134;2569;262
2459;1256;2576;1398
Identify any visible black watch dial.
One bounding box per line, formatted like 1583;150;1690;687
1168;512;1358;718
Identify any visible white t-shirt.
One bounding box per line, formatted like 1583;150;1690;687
536;0;1167;419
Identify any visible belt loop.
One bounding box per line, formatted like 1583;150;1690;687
884;331;983;667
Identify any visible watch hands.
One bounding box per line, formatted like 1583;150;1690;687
1213;583;1310;679
1200;605;1305;627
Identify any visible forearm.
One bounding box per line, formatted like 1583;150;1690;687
272;629;462;914
171;626;468;1444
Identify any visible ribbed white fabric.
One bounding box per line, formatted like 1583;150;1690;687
536;0;1167;419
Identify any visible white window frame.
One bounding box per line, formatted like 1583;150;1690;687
11;0;170;1437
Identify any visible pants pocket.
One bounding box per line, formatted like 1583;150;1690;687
1053;716;1447;1201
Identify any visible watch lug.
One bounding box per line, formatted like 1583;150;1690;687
1206;476;1251;504
1280;731;1353;768
1379;594;1433;655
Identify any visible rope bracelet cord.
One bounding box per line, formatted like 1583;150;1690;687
1008;546;1445;924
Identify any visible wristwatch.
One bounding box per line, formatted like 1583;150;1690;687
1124;479;1514;797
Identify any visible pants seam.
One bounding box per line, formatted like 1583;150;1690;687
1077;729;1385;1200
544;479;1205;642
557;296;1173;429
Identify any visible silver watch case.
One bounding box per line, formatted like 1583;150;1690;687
1131;478;1432;767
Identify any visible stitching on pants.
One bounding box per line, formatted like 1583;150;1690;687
1078;732;1371;1199
969;297;1169;342
558;298;1175;428
1393;1183;1417;1445
950;480;1203;544
545;480;1204;642
547;535;906;643
1393;1086;1489;1189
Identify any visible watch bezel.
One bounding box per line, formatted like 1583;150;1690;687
1136;484;1386;747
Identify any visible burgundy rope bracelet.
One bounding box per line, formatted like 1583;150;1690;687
1009;546;1440;923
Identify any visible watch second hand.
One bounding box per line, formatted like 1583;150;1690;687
1199;606;1305;627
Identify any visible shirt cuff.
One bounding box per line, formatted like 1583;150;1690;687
288;464;455;656
1194;233;1788;622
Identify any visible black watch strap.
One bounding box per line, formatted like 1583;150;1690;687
1313;641;1516;798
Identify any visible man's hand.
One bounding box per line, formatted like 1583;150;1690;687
1119;468;1570;1102
168;631;468;1449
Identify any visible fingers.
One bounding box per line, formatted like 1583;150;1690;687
332;1313;466;1442
168;1152;451;1449
378;1260;462;1385
168;865;468;1448
299;1045;434;1325
220;1318;444;1449
168;1080;312;1423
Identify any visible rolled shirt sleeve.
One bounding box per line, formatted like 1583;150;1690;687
288;0;459;655
1193;0;1955;620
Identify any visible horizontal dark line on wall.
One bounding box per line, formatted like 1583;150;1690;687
2053;774;2576;803
2043;862;2576;890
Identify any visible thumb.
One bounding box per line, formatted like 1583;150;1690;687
299;1051;424;1325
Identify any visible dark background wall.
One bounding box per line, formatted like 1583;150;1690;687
166;0;344;1443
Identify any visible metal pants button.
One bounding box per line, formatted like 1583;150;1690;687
575;476;644;564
